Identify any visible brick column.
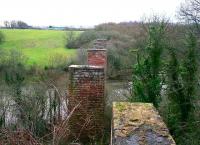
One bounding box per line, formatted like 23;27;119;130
87;49;107;68
87;39;107;68
68;65;105;139
93;39;107;49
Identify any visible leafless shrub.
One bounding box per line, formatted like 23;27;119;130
0;129;42;145
48;53;69;69
52;103;80;145
75;48;87;65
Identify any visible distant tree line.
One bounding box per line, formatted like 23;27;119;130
3;20;31;29
64;27;92;31
2;20;91;31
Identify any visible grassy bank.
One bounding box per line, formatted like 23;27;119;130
0;29;79;67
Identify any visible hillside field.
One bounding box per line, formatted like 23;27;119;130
0;29;79;67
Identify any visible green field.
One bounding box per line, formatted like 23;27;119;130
0;29;78;67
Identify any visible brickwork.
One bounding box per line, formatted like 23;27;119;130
93;39;107;49
68;65;105;139
112;102;176;145
87;49;107;68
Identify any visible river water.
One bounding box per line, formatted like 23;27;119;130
0;79;131;126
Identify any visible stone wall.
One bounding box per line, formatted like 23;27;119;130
68;65;105;139
112;102;176;145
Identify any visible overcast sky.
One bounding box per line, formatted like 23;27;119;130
0;0;184;27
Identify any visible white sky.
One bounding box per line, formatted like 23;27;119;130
0;0;184;27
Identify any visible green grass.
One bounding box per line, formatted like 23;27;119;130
0;29;79;67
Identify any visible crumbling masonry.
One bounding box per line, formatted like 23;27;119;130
68;39;175;144
68;39;107;139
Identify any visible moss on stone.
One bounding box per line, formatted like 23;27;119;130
114;102;126;112
112;102;176;145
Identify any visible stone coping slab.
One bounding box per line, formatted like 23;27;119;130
112;102;176;145
69;65;104;69
87;49;107;51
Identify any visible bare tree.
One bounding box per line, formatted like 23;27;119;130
179;0;200;33
4;21;10;28
10;20;17;29
17;21;29;29
3;20;29;29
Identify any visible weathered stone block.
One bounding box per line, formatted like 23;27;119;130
112;102;176;145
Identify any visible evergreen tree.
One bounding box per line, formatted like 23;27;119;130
131;21;167;108
166;32;199;144
181;32;198;121
166;47;183;136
